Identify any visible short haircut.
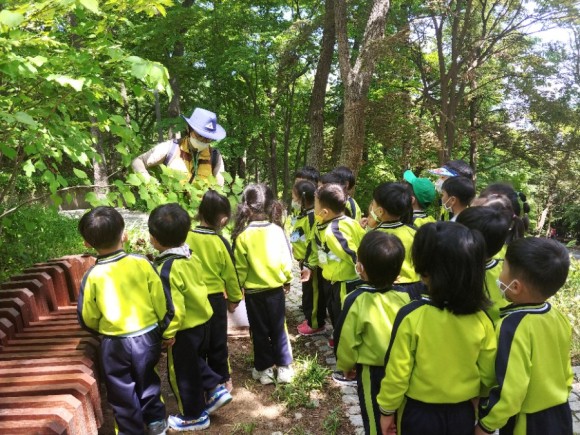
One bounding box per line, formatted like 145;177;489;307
294;166;320;184
198;189;231;228
480;183;530;218
78;206;125;250
148;203;191;248
316;183;346;214
332;166;356;190
505;237;570;298
358;231;405;289
412;222;489;314
319;172;344;186
373;182;412;220
293;180;316;209
442;176;475;206
456;207;511;258
446;160;474;180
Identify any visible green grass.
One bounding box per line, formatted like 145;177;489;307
231;422;257;434
322;407;342;435
272;354;331;410
551;257;580;363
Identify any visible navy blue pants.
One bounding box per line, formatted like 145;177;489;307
400;397;475;435
302;267;327;329
203;293;230;384
501;401;572;435
100;327;165;435
245;288;293;371
356;364;384;435
168;323;222;419
327;280;361;329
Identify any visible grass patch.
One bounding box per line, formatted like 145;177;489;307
272;354;331;410
551;257;580;363
231;422;257;434
322;407;342;435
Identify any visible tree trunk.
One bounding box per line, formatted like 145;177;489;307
335;0;391;176
307;0;336;169
282;83;295;205
154;89;163;142
90;117;109;199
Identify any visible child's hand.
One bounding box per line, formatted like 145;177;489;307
474;424;489;435
359;217;368;229
283;283;291;294
380;414;396;435
227;301;240;313
344;369;357;380
162;337;175;350
300;267;312;282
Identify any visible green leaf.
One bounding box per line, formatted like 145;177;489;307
14;112;38;127
85;191;99;206
78;0;100;14
0;10;24;28
0;143;17;160
126;173;142;186
46;75;85;92
73;168;88;179
122;190;136;206
23;160;35;177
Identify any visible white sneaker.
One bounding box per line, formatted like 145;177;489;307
276;365;295;384
252;367;275;385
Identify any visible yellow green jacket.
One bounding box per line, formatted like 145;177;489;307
484;259;508;325
186;226;243;302
345;196;362;223
289;208;315;262
411;211;436;228
233;220;293;293
77;250;174;338
373;221;420;283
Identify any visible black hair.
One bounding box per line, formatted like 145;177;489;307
198;189;231;229
472;193;525;242
373;182;413;223
505;237;570;298
78;206;125;250
358;231;405;289
315;183;347;214
232;183;284;241
479;183;530;232
412;222;490;314
332;166;356;190
293;180;316;213
442;176;475;206
294;165;320;184
148;203;191;248
445;160;474;180
319;172;344;186
456;207;511;258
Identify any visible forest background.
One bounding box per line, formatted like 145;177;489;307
1;0;580;271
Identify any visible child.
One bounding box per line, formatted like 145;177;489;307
378;222;496;435
476;237;572;435
314;183;366;330
428;159;474;221
149;203;232;432
290;180;327;336
332;165;362;222
232;184;295;385
441;175;475;221
294;165;320;185
77;206;172;435
402;170;436;227
367;182;420;285
457;206;511;324
185;190;243;392
334;231;409;434
479;183;530;240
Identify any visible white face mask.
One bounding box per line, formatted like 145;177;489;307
370;207;381;224
496;279;516;299
291;200;301;212
443;197;453;213
189;136;210;151
435;178;444;193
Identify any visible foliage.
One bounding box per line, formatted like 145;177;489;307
272;354;331;410
0;206;85;282
322;407;342;435
231;422;257;435
551;256;580;364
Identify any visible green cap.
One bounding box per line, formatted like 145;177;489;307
403;170;436;207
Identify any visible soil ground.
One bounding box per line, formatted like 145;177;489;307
98;313;355;435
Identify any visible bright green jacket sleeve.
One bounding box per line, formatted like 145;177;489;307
483;259;508;325
319;216;365;283
374;222;420;283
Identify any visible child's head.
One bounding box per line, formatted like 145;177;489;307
319;172;344;188
294;165;320;185
232;183;284;239
314;183;347;222
332;166;356;191
403;170;436;210
369;182;412;227
292;180;316;213
198;189;231;229
456;206;511;259
500;237;570;301
148;203;191;249
441;176;475;212
479;183;530;232
357;231;405;289
429;159;474;193
412;222;489;314
78;206;125;251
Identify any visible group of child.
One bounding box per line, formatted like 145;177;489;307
76;158;573;435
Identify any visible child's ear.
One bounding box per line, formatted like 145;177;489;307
83;240;93;249
510;279;523;296
219;216;229;228
121;231;128;243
